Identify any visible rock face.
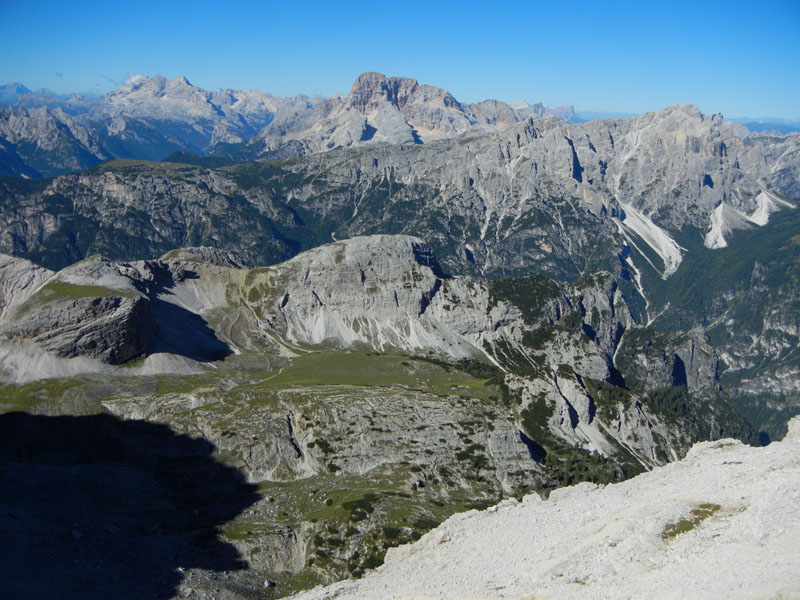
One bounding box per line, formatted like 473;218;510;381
2;73;798;599
0;252;238;367
1;294;155;364
0;105;103;176
235;237;623;382
616;326;720;394
242;235;479;358
0;95;778;432
3;99;796;293
0;254;52;319
0;255;156;364
274;104;797;285
289;417;800;600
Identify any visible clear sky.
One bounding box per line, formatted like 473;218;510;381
1;0;798;119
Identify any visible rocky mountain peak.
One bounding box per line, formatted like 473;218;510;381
654;103;704;122
118;74;198;97
123;74;166;92
348;71;421;112
0;73;608;174
93;74;216;121
0;83;33;104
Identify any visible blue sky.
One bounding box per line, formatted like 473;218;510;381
1;0;798;119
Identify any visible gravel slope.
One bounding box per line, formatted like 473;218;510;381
291;418;800;600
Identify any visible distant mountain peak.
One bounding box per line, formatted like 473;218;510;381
124;73;160;89
351;71;418;89
349;71;421;112
119;74;195;95
0;83;33;104
655;103;703;119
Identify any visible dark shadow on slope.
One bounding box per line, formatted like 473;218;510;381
411;242;449;278
0;412;259;600
359;123;377;141
140;263;233;362
606;363;627;388
670;355;688;388
519;430;547;462
149;297;233;362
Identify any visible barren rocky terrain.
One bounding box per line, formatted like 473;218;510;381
291;417;800;600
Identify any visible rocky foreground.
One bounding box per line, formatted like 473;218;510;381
290;417;800;600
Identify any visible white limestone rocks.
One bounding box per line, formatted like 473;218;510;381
289;417;800;600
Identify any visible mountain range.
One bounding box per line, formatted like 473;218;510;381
0;73;578;178
1;72;799;598
4;75;798;182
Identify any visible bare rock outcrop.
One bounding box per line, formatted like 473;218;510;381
289;417;800;600
0;256;157;364
0;254;52;319
616;326;720;394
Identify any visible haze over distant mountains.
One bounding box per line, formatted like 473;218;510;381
0;73;579;178
3;73;797;180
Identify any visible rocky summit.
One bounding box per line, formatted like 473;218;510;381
0;72;798;599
